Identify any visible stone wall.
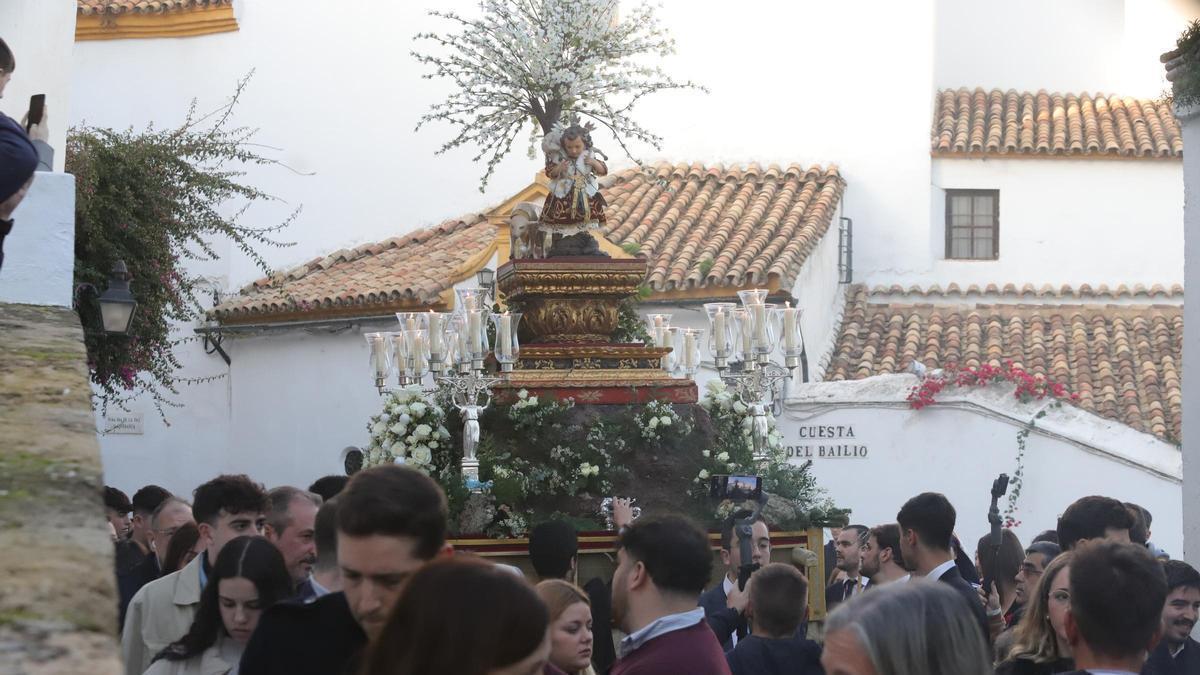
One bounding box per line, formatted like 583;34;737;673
0;303;121;674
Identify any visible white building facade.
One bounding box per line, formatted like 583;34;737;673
59;0;1196;553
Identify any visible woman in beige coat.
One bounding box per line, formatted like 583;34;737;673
143;537;291;675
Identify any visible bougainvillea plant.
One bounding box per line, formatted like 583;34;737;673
906;360;1076;527
69;75;297;419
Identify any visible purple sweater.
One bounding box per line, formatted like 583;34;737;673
610;620;732;675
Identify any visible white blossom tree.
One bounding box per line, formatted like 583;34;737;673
413;0;705;190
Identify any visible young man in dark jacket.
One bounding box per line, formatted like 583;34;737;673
1143;559;1200;675
726;563;822;675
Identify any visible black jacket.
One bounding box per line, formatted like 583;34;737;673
239;591;366;675
699;580;746;651
994;657;1074;675
937;564;990;643
726;635;823;675
1143;637;1200;675
582;576;616;674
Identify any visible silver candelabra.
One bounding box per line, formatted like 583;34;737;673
364;287;521;490
702;290;805;463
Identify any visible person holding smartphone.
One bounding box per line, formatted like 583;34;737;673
0;37;39;272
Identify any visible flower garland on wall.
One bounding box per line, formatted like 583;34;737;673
906;360;1076;526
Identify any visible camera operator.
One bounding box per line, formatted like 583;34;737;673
698;509;770;650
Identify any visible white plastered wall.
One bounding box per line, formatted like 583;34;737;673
785;375;1183;555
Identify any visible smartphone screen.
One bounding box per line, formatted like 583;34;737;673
26;94;45;133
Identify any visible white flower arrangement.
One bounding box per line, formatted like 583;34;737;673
364;385;450;474
634;399;690;443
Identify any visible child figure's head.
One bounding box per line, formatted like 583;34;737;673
560;125;592;159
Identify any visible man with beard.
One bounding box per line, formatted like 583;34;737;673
1143;560;1200;674
825;524;869;609
859;524;909;587
262;486;323;600
610;514;730;675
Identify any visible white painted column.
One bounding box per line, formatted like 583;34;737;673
1181;102;1200;568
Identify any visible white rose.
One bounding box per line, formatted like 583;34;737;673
648;417;659;428
717;452;730;462
438;428;451;440
410;402;428;416
702;450;710;457
399;413;412;426
659;416;672;427
390;441;406;455
414;424;432;439
389;422;407;435
412;447;433;465
371;422;386;435
698;469;710;480
518;389;529;400
428;441;438;449
527;396;539;406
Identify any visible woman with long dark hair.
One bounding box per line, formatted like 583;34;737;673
359;557;551;675
145;536;292;675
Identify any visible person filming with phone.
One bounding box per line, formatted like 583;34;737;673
0;36;53;273
698;475;773;651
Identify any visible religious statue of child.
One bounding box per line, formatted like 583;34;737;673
540;122;609;257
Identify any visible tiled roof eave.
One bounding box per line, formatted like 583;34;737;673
826;284;1183;442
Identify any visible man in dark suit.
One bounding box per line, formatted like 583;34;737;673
896;492;988;641
824;524;869;612
1143;559;1200;675
239;466;452;675
698;509;769;650
1058;541;1166;675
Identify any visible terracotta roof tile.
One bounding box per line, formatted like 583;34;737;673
216;161;845;322
76;0;230;14
826;285;1183;442
932;88;1182;159
211;215;495;322
602;162;845;291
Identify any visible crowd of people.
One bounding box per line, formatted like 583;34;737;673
102;465;1199;675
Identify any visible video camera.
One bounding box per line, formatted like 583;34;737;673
710;474;767;590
